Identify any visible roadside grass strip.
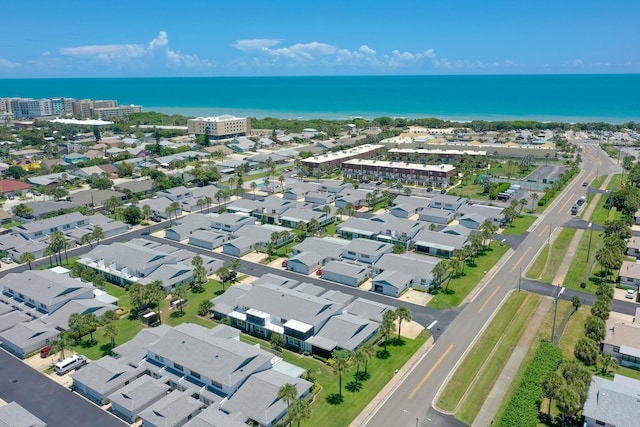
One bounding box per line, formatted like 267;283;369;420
428;243;510;309
502;214;537;235
456;293;543;425
562;230;603;293
436;291;528;412
525;244;549;279
540;228;576;284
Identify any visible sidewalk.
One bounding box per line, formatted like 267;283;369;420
472;296;552;427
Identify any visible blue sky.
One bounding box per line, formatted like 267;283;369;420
1;0;638;77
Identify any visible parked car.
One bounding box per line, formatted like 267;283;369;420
55;354;87;375
582;181;589;187
1;257;13;264
626;289;636;300
40;345;53;358
7;194;14;200
426;187;433;192
281;259;288;268
440;189;447;194
315;268;322;276
375;181;383;186
32;190;41;196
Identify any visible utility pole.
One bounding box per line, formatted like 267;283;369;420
586;222;594;262
519;266;522;292
551;284;560;343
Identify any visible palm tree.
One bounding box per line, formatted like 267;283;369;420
381;310;397;354
146;281;167;322
480;220;496;248
204;196;213;213
250;181;257;197
227;259;242;283
68;313;84;342
395;307;412;340
332;349;351;399
541;371;563;416
289;398;311;427
54;331;72;361
599;353;618;376
432;260;449;288
278;175;285;193
80;233;94;249
345;202;355;217
172;284;188;314
101;310;119;325
19;252;35;270
445;258;462;290
103;321;119;352
529;193;539;212
216;266;230;290
92;226;104;246
360;342;375;374
351;347;368;386
83;313;99;343
142;204;153;234
277;383;298;413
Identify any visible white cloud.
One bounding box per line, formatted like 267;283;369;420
336;45;380;66
386;49;436;68
232;39;282;52
572;58;583;65
0;58;20;69
59;31;212;70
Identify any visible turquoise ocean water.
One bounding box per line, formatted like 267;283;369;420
0;75;638;123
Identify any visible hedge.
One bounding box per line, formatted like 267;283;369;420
499;341;563;427
490;182;511;200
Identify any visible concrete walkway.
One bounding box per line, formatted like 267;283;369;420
472;296;553;427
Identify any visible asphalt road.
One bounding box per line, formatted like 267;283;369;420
362;140;624;427
0;350;126;426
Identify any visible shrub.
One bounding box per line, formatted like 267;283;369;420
500;341;563;427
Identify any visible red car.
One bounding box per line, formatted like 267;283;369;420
40;345;52;358
315;269;322;276
281;259;288;268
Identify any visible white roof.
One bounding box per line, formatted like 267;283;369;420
50;118;113;126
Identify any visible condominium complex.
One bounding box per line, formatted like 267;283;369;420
187;115;251;139
301;144;385;175
342;158;457;186
0;97;140;119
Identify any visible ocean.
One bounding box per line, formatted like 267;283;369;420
0;74;638;123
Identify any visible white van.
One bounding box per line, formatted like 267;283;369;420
55;354;87;375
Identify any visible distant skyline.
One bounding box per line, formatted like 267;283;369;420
2;0;638;78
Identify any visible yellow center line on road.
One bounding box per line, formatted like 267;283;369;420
510;247;531;272
557;196;573;215
478;286;501;313
538;224;549;238
408;344;454;400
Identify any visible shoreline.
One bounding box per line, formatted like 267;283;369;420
147;106;638;125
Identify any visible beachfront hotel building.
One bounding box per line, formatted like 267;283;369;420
301;144;385;175
187;115;251;139
9;98;54;119
342;159;457;187
93;105;142;119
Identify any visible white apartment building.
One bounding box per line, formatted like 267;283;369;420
93;105;142;119
187;115;251;139
10;98;54;118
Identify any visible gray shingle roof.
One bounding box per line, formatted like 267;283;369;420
344;238;393;255
345;298;393;322
292;237;348;258
0;270;94;309
583;375;640;427
321;260;369;277
144;325;273;388
112;324;172;366
307;313;379;351
71;356;142;394
13;211;88;235
0;402;46;427
107;375;171;413
139;390;204;427
413;230;467;251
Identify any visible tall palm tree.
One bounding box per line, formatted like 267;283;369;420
289;398;311;427
172;284;188;314
530;193;539;212
360;342;375;374
204;196;213;213
350;347;368;386
250;181;257;197
54;331;71;361
381;310;397;353
277;383;298;413
68;313;84;342
278;175;285;193
332;350;350;399
92;226;104;246
83;313;99;342
227;259;242;282
103;321;119;352
19;252;35;270
395;307;412;340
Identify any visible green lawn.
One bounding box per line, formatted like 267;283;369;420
436;291;528;412
525;244;549;279
162;278;226;328
323;223;337;237
447;182;489;200
558;305;589;359
2;221;22;229
243;331;430;427
456;293;543;425
562;230;602;293
540;228;576;284
502;215;537;235
428;243;510;309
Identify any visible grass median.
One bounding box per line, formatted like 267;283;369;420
524;227;575;283
436;291;528;412
456;293;543;425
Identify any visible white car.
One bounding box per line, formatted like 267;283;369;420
626;289;636;300
1;257;13;264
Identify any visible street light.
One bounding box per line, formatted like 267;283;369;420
586;222;594;262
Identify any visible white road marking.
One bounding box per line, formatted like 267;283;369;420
427;320;438;330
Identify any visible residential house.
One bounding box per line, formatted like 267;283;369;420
222;236;259;257
108;376;172;424
306;313;379;358
371;270;413;297
188;229;231;250
321;261;370;287
413;229;467;258
370;213;426;247
319;180;354;194
341;238;394;264
456;204;505;227
338;218;383;240
418;207;455;225
334;189;371;210
139;390;205;427
161;186;194;202
0;179;33;196
279;207;335;229
287;251;326;275
138;197;181;220
286;237;349;275
602;314;640;369
70;189;126;210
627;236;640;258
619;261;640;290
228;137;256;153
582;375;640;427
304;191;334;205
344;298;393;323
373;253;439;292
255;196;296;224
72;356;146;405
0;321;59;359
283;182;319;201
18;200;80;219
113;179;154;197
11;211;90;239
0;402;46;427
164;214;215;241
63;152;88;164
428;194;466;211
210;212;256;233
220;370;311;427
